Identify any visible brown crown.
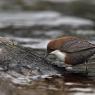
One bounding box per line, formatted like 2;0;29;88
47;36;79;53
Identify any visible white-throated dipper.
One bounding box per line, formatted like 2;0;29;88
45;36;95;73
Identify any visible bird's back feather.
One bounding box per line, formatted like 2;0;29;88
59;37;95;53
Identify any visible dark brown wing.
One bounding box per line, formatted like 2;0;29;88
60;38;95;53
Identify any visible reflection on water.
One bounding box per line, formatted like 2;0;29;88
64;73;95;95
0;72;95;95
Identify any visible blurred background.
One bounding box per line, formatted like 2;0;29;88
0;0;95;49
0;0;95;95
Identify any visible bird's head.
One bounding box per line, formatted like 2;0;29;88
45;39;61;58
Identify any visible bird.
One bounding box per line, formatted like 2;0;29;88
45;36;95;73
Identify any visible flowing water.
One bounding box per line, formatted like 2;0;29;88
0;1;95;95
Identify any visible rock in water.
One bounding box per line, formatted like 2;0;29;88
0;37;64;76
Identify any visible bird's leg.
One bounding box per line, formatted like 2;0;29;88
85;60;88;74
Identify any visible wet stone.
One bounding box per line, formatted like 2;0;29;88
0;37;65;78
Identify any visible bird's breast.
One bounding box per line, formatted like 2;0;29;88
55;51;66;62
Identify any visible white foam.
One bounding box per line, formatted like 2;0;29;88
70;88;93;92
0;11;93;28
9;36;51;49
65;82;81;86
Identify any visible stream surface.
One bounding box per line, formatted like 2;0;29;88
0;9;95;95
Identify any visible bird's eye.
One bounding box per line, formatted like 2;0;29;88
50;48;55;52
50;48;54;50
47;47;55;53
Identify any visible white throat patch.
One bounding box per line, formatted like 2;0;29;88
50;50;66;61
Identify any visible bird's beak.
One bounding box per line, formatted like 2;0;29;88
44;51;55;58
44;53;49;58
